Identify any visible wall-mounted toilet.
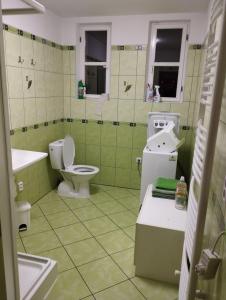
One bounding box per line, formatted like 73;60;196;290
49;135;99;198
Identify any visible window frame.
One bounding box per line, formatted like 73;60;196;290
147;21;189;102
78;24;111;99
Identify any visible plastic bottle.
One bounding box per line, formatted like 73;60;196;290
154;85;161;102
78;80;84;99
146;83;154;102
175;176;187;210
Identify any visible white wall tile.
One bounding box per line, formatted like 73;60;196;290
118;76;136;99
71;99;86;119
9;98;25;129
118;100;135;122
36;98;47;123
6;66;23;98
119;51;137;75
24;98;37;126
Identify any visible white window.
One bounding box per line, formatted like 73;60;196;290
78;24;111;99
147;22;189;102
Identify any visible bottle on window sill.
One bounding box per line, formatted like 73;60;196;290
78;80;86;99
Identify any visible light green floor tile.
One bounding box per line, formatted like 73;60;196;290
123;225;136;241
73;206;104;221
63;197;93;209
55;223;91;245
78;256;127;293
83;216;118;236
65;238;107;266
94;280;145;300
111;248;135;278
38;190;61;204
117;196;140;210
30;204;44;219
45;210;79;228
22;230;61;254
96;230;134;254
106;187;132;199
130;206;140;216
16;238;25;253
109;211;137;228
82;296;95;300
90;184;108;193
127;189;140;197
90;192;114;204
46;268;91;300
39;200;69;215
95;200;127;215
131;277;178;300
20;216;51;237
38;247;74;273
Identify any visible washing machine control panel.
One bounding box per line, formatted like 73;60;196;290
153;120;169;129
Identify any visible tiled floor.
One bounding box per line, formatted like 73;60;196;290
16;184;178;300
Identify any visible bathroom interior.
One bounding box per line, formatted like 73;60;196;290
0;0;226;299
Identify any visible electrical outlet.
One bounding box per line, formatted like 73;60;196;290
17;181;24;192
136;157;142;164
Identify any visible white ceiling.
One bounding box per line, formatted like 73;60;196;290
38;0;209;18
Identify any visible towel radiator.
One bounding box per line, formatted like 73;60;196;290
178;0;226;299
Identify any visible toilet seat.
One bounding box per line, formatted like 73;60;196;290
65;164;99;175
62;136;99;175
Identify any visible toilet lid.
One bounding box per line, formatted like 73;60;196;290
63;135;75;168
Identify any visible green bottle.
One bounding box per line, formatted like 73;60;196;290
78;80;84;99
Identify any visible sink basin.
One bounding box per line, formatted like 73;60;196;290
11;149;48;174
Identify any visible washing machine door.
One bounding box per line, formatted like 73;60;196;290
63;135;75;168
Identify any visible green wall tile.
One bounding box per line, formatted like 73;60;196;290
86;145;100;166
71;121;86;144
101;146;116;167
116;124;133;148
115;168;131;188
132;125;147;148
75;144;86;164
100;167;116;186
130;170;141;189
116;147;132;169
85;122;101;145
101;123;117;146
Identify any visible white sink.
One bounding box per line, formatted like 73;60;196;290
11;149;48;174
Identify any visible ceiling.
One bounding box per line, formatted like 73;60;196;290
37;0;209;18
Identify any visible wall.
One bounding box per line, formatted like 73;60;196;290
3;13;204;203
2;0;63;44
61;12;208;45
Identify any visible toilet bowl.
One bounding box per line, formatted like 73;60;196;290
49;136;99;198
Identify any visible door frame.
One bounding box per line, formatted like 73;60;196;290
0;2;20;299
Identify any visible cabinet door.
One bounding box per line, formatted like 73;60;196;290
21;36;34;69
33;40;45;71
4;31;21;67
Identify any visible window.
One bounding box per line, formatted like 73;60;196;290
147;22;188;101
78;24;111;98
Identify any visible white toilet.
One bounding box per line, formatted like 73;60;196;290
49;135;99;198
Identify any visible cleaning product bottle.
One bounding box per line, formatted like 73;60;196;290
154;85;161;102
175;176;187;210
146;83;154;102
78;80;84;99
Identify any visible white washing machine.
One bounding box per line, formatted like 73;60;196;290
140;112;182;203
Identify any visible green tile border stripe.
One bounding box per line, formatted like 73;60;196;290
111;45;147;51
10;119;64;135
3;23;75;51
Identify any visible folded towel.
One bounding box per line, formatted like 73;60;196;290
152;191;175;199
154;177;178;191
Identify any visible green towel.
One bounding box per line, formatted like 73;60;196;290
154;177;178;191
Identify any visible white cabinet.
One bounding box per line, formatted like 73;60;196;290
134;185;186;284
